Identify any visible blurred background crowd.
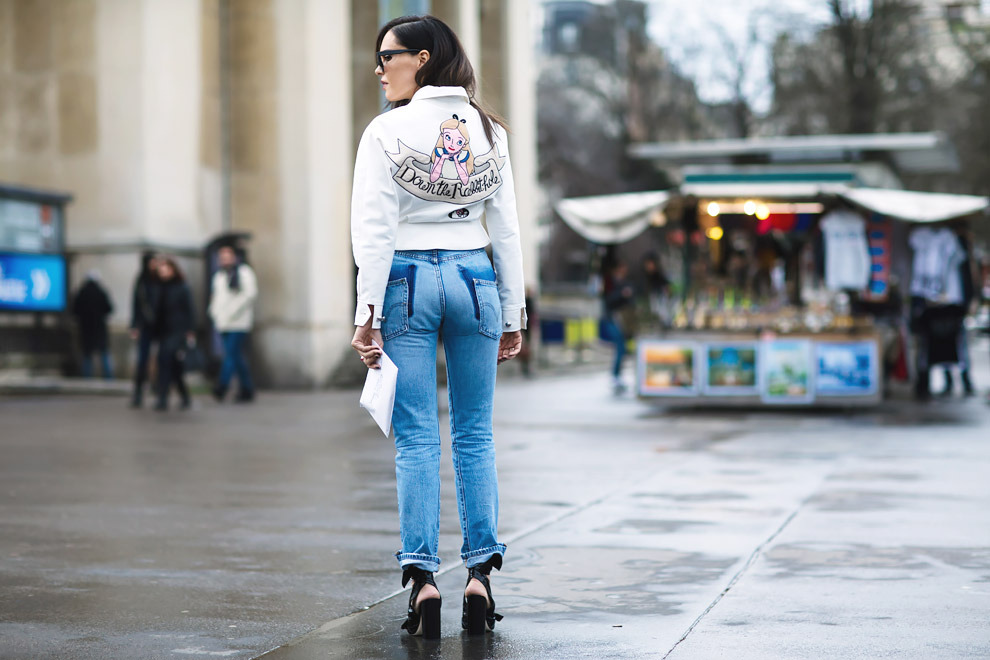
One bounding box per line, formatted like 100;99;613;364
0;0;988;405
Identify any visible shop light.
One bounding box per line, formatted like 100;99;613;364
707;202;720;217
705;226;724;241
755;204;770;221
702;201;824;215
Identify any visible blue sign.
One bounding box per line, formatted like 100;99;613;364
0;253;66;311
815;341;878;396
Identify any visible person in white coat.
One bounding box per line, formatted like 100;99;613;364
209;246;258;402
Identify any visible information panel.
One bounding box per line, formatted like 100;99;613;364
638;341;699;396
0;199;63;253
0;253;67;312
760;340;814;404
703;342;760;395
815;341;878;396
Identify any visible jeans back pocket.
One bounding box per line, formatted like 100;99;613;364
382;278;409;340
473;279;502;339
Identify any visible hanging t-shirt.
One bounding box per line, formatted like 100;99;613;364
909;227;964;304
820;210;871;291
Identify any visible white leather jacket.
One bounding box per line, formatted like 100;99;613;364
351;86;526;331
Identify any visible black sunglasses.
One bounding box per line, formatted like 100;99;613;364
376;49;422;69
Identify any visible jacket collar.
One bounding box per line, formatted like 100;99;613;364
411;86;469;102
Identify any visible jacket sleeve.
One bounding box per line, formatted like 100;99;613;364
228;265;258;320
207;273;220;323
483;128;527;331
604;283;633;312
351;122;401;328
101;286;114;317
181;285;196;335
130;280;140;329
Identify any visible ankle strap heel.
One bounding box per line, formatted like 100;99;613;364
462;556;504;634
401;567;441;639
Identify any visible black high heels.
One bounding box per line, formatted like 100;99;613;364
400;566;441;639
461;555;503;635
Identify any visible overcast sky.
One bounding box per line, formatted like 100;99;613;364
644;0;833;112
540;0;990;112
642;0;990;112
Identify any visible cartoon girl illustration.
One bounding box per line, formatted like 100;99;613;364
430;114;474;186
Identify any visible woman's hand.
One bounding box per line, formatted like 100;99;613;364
351;318;384;370
498;330;522;364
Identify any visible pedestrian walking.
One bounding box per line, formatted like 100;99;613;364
602;261;636;393
209;246;257;403
349;15;526;640
909;224;967;400
153;257;195;412
129;252;160;407
940;228;976;396
641;252;671;329
72;270;114;379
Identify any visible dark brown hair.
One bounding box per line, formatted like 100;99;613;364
376;15;508;145
158;256;185;282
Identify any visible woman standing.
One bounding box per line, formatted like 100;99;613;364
209;246;258;403
350;15;526;640
72;270;114;379
129;252;160;408
153;257;196;412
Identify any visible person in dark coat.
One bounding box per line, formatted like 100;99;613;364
641;252;671;329
941;231;976;396
601;261;637;393
72;270;114;379
153;257;196;411
129;251;160;407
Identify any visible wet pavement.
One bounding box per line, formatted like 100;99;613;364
1;370;989;659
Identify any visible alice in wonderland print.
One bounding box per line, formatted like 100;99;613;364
387;114;505;206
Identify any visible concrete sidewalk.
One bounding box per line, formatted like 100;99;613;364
262;386;990;660
1;372;989;659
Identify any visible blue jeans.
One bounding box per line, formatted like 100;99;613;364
81;351;113;379
132;329;155;401
382;249;507;573
601;318;626;378
218;331;254;393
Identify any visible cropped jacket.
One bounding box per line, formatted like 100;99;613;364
350;85;526;331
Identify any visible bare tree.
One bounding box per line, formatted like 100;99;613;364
705;15;769;138
944;10;990;195
537;0;715;284
770;0;941;136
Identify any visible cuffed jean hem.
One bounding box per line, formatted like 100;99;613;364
396;552;441;573
462;543;507;568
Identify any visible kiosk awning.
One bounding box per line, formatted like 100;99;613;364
555;191;670;244
555;186;988;245
837;188;990;223
680;181;846;199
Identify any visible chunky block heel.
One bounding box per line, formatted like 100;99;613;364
400;567;442;639
419;598;441;639
465;594;488;635
461;555;504;634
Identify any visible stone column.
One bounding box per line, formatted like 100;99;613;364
479;0;539;295
351;0;380;152
501;0;540;297
0;0;211;323
432;0;481;72
141;0;205;247
235;0;353;387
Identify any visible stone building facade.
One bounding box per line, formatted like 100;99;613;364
0;0;539;386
